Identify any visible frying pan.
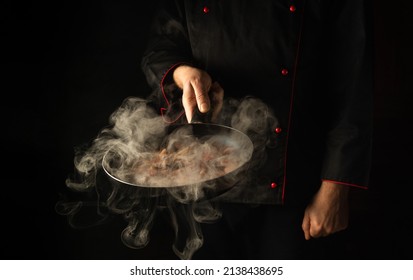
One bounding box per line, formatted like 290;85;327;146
102;109;254;201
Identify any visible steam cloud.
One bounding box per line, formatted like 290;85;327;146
57;95;278;259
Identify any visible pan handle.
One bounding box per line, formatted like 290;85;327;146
190;106;212;123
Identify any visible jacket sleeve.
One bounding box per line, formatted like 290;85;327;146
140;0;192;122
320;0;373;188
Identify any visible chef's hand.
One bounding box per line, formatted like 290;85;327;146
302;181;349;240
173;65;224;122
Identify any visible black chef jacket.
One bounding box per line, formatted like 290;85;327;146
141;0;373;207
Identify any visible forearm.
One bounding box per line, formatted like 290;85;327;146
320;0;373;187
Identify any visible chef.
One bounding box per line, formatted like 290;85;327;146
141;0;373;259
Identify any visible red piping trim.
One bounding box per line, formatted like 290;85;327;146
322;179;369;190
159;62;187;124
281;2;306;204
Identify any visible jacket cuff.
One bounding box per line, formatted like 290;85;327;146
159;62;191;123
321;179;368;190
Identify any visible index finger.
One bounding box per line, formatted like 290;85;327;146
191;81;210;113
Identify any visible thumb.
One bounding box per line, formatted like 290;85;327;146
302;210;311;240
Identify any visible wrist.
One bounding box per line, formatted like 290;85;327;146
320;180;349;197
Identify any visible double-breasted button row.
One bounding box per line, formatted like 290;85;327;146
201;5;292;78
273;3;294;190
202;4;296;13
202;4;296;14
280;3;297;77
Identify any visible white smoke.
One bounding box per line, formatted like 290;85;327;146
57;95;278;259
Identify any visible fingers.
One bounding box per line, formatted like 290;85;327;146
173;66;224;122
302;213;347;241
302;181;350;241
182;80;210;122
174;66;211;121
182;82;197;122
308;222;325;239
302;212;332;240
302;211;311;240
303;223;326;240
192;79;211;113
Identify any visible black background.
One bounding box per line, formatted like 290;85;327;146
2;0;412;259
